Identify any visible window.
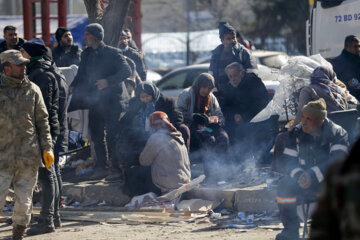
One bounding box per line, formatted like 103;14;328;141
157;71;188;91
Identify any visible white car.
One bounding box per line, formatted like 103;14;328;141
156;63;280;100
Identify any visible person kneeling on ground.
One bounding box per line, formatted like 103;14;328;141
273;98;349;240
125;111;191;196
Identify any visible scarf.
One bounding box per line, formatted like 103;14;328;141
196;95;210;114
310;66;347;109
149;111;177;133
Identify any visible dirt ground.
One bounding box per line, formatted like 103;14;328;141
0;220;284;240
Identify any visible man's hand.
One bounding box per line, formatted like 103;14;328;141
297;172;312;189
95;79;109;90
43;150;54;168
234;114;243;124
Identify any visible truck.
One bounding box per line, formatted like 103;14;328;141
306;0;360;59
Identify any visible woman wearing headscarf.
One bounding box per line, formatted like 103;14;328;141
293;66;351;127
177;73;229;179
112;81;189;181
133;111;191;195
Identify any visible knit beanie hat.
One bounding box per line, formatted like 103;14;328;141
302;98;327;120
21;38;48;57
218;21;235;39
55;27;70;43
85;23;104;41
149;111;177;132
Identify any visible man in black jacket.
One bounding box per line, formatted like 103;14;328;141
52;27;82;67
331;35;360;100
69;23;131;180
118;30;147;81
20;38;60;235
0;25;26;71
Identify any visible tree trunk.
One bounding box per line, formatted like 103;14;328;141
83;0;131;47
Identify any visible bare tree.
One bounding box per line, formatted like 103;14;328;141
84;0;131;47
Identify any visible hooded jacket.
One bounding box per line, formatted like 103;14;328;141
26;57;60;144
0;74;52;168
139;129;191;193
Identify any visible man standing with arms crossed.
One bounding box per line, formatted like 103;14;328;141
0;50;54;240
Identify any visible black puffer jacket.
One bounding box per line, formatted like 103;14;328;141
26;57;60;144
331;50;360;100
52;45;82;67
69;42;131;112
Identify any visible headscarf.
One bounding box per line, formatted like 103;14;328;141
192;73;215;114
218;22;236;39
135;81;161;130
149;111;177;132
310;66;347;109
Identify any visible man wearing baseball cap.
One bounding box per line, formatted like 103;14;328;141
0;50;53;240
273;98;349;240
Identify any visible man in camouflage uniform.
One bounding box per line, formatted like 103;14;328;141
0;50;54;240
273;98;349;240
310;138;359;240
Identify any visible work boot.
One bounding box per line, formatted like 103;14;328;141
276;203;300;240
12;225;26;240
54;217;62;229
26;219;55;236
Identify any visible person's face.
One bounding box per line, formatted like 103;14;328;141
84;31;98;49
20;48;31;59
221;32;236;49
60;31;73;47
301;113;323;136
199;86;213;97
118;36;129;48
226;68;244;87
347;40;360;56
4;29;18;46
4;63;25;79
139;92;153;104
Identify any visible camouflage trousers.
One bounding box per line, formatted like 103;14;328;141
0;164;38;227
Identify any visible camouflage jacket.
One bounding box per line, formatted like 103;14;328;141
310;139;360;239
0;74;52;168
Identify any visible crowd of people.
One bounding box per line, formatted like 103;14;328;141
0;20;360;240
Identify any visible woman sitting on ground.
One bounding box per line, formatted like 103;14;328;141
177;73;229;175
292;65;354;127
115;81;190;172
132;111;191;195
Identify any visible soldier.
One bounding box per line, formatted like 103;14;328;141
274;98;349;240
0;50;53;240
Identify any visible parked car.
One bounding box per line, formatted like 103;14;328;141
195;50;288;69
155;63;280;100
146;69;162;82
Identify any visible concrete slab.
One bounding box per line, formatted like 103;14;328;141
186;184;277;212
62;181;130;206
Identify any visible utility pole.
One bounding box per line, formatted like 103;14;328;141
186;0;190;65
